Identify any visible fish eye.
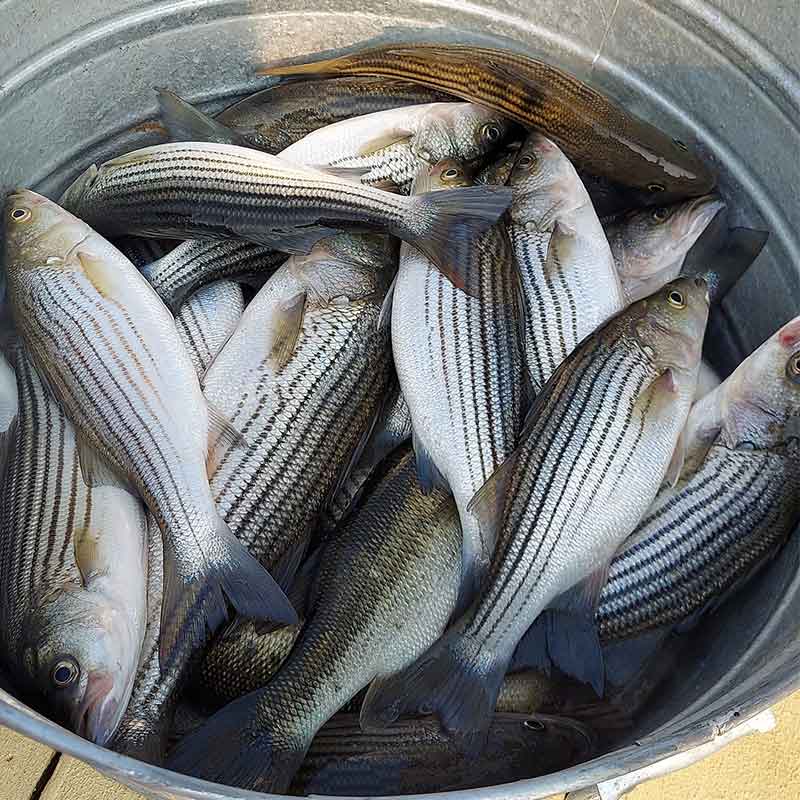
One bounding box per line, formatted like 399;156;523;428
524;718;546;731
9;207;31;223
517;154;534;168
442;167;461;180
786;353;800;383
482;123;502;143
648;182;666;193
651;207;669;222
667;289;686;308
672;138;689;151
51;658;80;688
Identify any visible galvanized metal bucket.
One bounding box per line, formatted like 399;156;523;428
1;0;798;797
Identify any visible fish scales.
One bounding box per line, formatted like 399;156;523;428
598;443;800;640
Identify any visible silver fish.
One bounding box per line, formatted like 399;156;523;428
508;133;626;393
174;280;244;378
290;712;594;796
112;237;175;270
59;141;512;293
598;315;800;642
278;102;514;192
168;448;462;792
139;239;285;313
604;196;724;304
3;190;296;665
203;233;395;584
362;277;709;740
392;160;525;597
0;347;147;745
323;382;412;530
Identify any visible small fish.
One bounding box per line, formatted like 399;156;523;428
324;382;412;530
203;233;395;587
140;240;285;313
168;449;463;792
361;277;709;741
597;315;800;644
158;79;455;154
393;160;525;598
604;196;725;304
59;142;512;294
509;133;625;393
0;347;147;746
290;712;595;796
3;191;296;667
174;280;244;378
475;143;521;186
278;101;515;192
259;42;715;200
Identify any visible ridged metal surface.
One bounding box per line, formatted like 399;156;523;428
1;1;799;797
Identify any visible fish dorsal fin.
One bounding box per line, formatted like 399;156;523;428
206;402;248;477
76;433;136;494
157;88;252;147
269;291;307;371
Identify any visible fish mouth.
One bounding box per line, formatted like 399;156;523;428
72;671;120;746
680;194;725;238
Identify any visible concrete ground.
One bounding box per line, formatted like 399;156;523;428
1;692;799;799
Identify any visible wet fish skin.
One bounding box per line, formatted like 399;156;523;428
203;232;395;583
361;277;709;740
598;315;800;642
3;190;296;666
168;449;463;793
174;280;244;378
393;159;525;599
604;195;724;304
58;141;512;293
259;42;715;200
324;382;412;530
290;712;594;796
112;237;175;269
509;132;625;394
0;347;147;746
279;101;516;192
495;670;555;714
140;239;285;313
162;78;455;154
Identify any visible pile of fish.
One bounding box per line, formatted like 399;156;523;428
0;39;796;796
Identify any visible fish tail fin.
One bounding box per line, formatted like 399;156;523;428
360;627;508;752
407;181;513;297
159;514;298;662
167;692;304;792
156;88;252;147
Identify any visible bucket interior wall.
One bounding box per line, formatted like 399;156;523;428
1;1;799;798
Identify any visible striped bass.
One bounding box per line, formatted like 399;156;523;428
508;133;626;394
140;239;285;313
203;232;395;583
174;280;244;378
3;190;296;667
0;347;147;745
361;277;709;741
392;160;525;598
58;141;512;294
258;42;715;201
168;448;463;793
597;315;800;642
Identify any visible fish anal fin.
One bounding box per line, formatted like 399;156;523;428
76;434;136;494
206;403;248;477
467;452;516;548
412;432;448;494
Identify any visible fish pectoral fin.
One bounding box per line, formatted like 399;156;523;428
376;275;396;332
73;524;103;586
206;403;249;477
268;290;307;371
356;129;414;158
542;221;580;277
75;250;116;299
412;432;449;495
76;434;136;494
467;451;517;547
632;367;677;418
663;427;687;488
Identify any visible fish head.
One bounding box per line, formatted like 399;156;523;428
4;189;92;275
631;276;710;376
611;195;725;293
719;316;800;448
509;133;585;229
21;584;140;746
411;103;514;165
